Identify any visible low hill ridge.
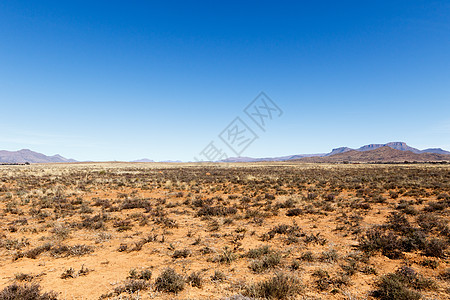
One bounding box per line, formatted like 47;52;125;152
297;146;450;163
0;149;76;164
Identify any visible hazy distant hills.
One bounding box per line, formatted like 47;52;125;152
220;154;324;163
131;158;155;163
131;159;182;163
421;148;450;155
325;147;353;156
222;142;450;163
1;142;449;164
0;149;77;164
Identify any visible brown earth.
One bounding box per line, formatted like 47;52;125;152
0;163;449;299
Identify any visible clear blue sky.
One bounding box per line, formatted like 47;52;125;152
1;1;449;161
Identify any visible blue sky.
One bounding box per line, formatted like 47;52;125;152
1;1;449;161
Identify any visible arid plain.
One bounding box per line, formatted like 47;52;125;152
0;163;449;299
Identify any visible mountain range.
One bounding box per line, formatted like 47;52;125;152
0;150;183;164
221;142;450;162
0;149;77;164
297;146;450;163
131;158;155;163
325;142;450;156
1;142;449;164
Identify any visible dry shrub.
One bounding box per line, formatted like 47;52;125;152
245;273;302;299
155;268;185;293
186;271;202;288
372;266;435;300
0;283;57;300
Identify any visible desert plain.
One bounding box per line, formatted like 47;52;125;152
0;162;449;299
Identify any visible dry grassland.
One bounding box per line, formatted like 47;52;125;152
0;162;449;299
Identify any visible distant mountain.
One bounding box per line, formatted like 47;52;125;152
221;156;258;163
131;158;154;162
297;146;450;163
330;142;447;155
421;148;450;155
219;142;450;163
221;153;324;163
325;147;353;156
0;149;77;164
357;142;421;153
3;142;448;164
